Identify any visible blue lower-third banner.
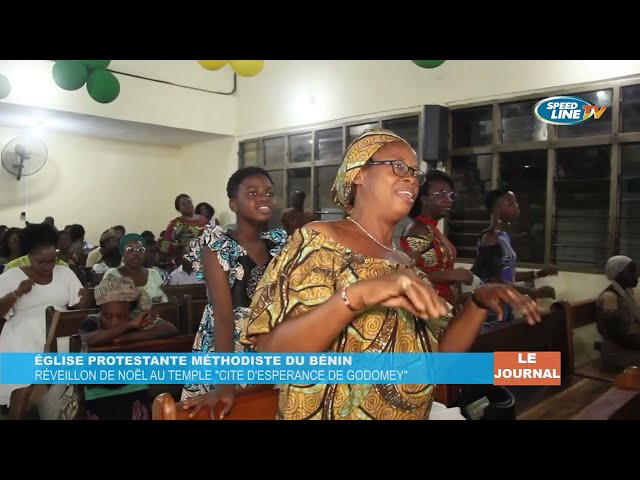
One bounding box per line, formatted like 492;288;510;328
0;352;494;385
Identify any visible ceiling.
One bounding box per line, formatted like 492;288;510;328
0;102;223;146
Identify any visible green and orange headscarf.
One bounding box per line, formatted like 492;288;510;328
330;128;412;209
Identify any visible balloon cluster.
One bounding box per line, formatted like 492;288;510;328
52;60;120;104
411;60;446;69
197;60;264;77
0;73;10;100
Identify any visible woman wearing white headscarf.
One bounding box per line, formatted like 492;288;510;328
596;255;640;368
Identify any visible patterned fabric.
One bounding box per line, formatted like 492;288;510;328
181;224;288;400
400;215;457;303
242;227;450;420
162;216;209;253
330;129;411;209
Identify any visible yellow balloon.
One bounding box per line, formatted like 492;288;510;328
230;60;264;77
197;60;228;71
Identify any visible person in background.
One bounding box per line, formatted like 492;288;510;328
43;217;57;232
141;230;155;244
113;225;126;240
169;245;203;286
280;190;315;236
595;255;640;368
91;246;122;283
238;129;539;421
56;230;76;267
180;166;288;415
0;227;22;266
103;234;168;304
86;229;120;268
401;170;473;317
0;222;90;417
79;275;177;420
161;194;208;254
471;188;558;333
196;202;220;226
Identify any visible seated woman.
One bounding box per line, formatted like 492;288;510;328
103;234;169;304
79;275;177;420
161;194;209;254
0;223;90;417
596;255;640;369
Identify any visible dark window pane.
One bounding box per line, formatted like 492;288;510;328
448;154;493;259
501;100;547;143
451;106;492;148
315;127;343;162
315;165;342;219
264;137;285;168
557;90;612;139
239;140;260;167
553;146;611;269
621;85;640;133
618;144;640;265
348;123;378;145
499;151;547;263
382;116;420;153
289;133;312;163
286;168;312;208
267;170;284;230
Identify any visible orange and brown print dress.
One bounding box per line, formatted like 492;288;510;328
400;215;457;303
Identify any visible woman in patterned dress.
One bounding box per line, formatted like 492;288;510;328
400;170;473;316
180;167;287;416
240;129;541;420
161;194;208;255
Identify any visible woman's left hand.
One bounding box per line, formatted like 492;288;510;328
473;284;541;326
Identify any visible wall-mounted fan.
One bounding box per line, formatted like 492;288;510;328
1;136;48;181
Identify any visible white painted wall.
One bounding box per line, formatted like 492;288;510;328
235;60;640;136
0;60;237;135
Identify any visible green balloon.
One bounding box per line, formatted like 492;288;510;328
412;60;446;69
79;60;111;70
0;73;11;99
52;60;89;91
86;69;120;104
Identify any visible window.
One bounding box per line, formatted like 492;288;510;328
239;140;260;167
621;85;640;133
289;133;312;163
315;128;343;162
287;168;312;208
264;137;285;168
448;154;492;260
240;116;421;227
383;116;420;153
451;106;492;148
552;146;610;269
500;151;547;263
557;89;613;139
618;144;640;265
501;100;547;143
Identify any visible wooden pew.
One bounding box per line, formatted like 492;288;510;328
561;297;628;383
152;385;279;420
184;294;208;334
162;284;207;334
519;367;640;420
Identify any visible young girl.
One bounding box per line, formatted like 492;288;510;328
79;275;178;420
180;166;288;417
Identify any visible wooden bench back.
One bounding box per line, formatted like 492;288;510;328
152;385;279;420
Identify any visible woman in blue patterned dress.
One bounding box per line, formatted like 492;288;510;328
180;167;287;416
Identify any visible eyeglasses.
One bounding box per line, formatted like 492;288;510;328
428;191;457;201
124;246;146;254
368;160;426;186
